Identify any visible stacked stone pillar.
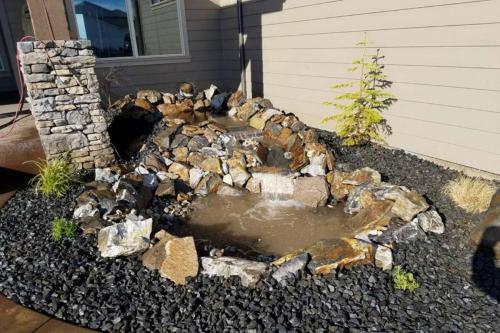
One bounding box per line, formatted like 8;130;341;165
17;40;115;169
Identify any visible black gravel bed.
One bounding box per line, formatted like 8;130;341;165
1;133;499;332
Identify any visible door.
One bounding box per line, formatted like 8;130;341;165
0;27;19;103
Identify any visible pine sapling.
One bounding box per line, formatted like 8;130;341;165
322;33;396;146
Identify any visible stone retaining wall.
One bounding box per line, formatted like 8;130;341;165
17;40;115;169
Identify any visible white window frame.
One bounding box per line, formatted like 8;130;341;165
68;0;190;67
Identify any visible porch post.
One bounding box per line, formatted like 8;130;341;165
26;0;72;40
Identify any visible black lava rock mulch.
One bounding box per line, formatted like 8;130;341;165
0;133;499;332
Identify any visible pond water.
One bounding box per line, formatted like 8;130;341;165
184;194;358;257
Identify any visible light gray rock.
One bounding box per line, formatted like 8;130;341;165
272;253;309;284
201;257;268;287
300;154;326;177
416;210;444;234
40;132;88;155
21;52;48;65
392;220;426;243
189;168;204;189
66;110;91;125
31;97;55;114
97;216;152;257
204;84;218;101
95;168;119;183
374;245;393;270
25;73;55;83
17;42;34;54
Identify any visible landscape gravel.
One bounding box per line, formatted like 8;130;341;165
0;133;499;332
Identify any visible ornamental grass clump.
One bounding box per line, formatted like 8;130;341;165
392;265;419;292
51;217;76;241
444;176;496;214
322;33;396;146
30;154;77;197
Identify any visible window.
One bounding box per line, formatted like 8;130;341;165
0;56;4;71
72;0;188;60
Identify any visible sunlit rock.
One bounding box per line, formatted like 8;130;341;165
416;210;444;234
201;257;268;287
97;216;152;257
292;176;329;208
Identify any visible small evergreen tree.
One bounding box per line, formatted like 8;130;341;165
322;33;396;146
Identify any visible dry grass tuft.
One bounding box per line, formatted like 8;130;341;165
444;176;497;214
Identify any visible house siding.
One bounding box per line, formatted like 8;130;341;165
219;0;500;175
96;0;224;97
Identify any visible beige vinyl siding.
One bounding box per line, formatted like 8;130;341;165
99;0;224;97
219;0;500;174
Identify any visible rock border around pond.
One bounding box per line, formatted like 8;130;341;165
70;85;446;286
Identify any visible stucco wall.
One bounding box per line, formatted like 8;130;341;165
219;0;500;175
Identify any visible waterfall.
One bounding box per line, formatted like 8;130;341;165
252;172;295;200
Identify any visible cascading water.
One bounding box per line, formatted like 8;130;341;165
251;172;295;200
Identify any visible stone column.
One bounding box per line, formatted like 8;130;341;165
17;40;115;169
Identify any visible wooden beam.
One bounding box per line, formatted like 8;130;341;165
26;0;71;40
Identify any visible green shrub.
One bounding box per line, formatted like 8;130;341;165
392;265;420;292
51;217;76;241
322;33;396;146
30;154;77;197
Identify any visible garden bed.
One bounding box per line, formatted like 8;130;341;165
0;129;498;331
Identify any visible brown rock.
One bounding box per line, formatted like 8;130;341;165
292;176;329;208
350;200;393;232
193;99;206;112
227;90;245;108
141;231;176;271
263;121;282;145
249;109;282;130
236;98;261;121
187;152;204;168
155;178;175;197
177;192;192;202
325;150;335;171
143;154;168;173
306;238;372;274
159;236;199;285
228;152;251;187
158;101;194;122
137;89;162;104
182;125;205;137
180;82;194;95
277;128;293;147
281;114;299;128
204;128;218;143
200;157;223;175
287;135;307;171
207;122;227;134
342;167;381;186
302;129;319;144
217;184;246;196
168;162;190;182
173;147;189;162
391;190;429;221
134;97;155;111
329;171;352;200
152;125;180;150
162;93;175;104
195;173;222;195
245;177;261;193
